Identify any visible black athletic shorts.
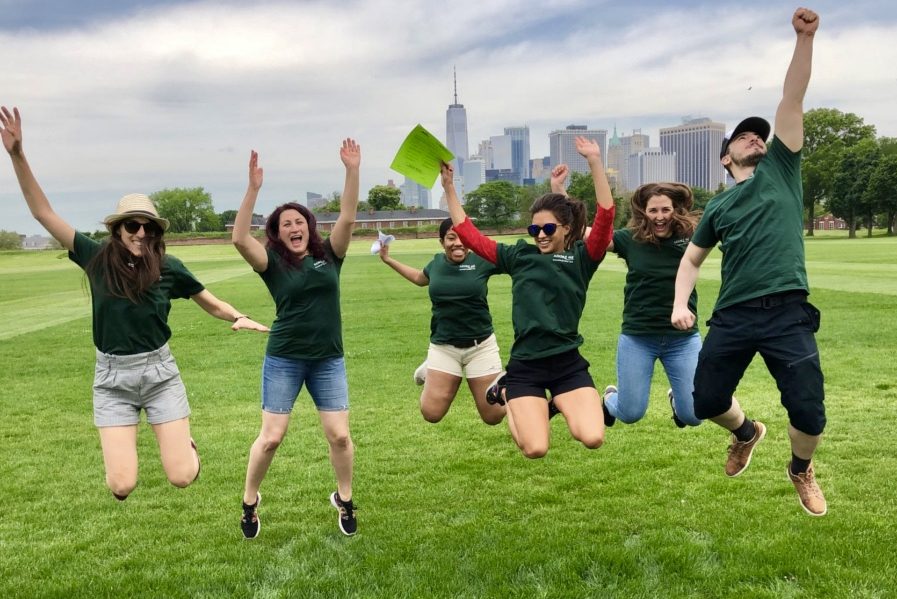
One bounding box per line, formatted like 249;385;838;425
505;347;595;401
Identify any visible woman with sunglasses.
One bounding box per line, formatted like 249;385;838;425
572;181;704;429
378;218;505;426
444;136;615;458
232;144;361;538
1;106;268;501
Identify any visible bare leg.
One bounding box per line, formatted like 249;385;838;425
419;370;462;423
98;425;139;498
319;410;354;501
243;412;290;504
553;387;605;449
467;375;506;425
789;425;822;460
152;417;200;488
710;397;746;430
505;396;550;458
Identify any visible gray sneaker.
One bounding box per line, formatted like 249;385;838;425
725;421;766;477
413;361;427;386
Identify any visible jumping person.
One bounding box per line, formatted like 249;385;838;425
1;106;268;501
378;218;505;425
595;183;703;429
672;8;827;516
445;136;615;458
232;143;361;538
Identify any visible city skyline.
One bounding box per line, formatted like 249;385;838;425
3;0;896;234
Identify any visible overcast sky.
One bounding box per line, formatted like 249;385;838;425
2;0;895;235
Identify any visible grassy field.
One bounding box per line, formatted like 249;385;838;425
1;234;895;598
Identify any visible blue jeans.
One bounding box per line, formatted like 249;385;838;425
261;354;349;413
605;333;702;426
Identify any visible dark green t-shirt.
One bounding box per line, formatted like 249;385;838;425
692;137;807;311
495;239;603;360
259;239;344;359
422;252;497;345
68;232;205;355
612;228;697;336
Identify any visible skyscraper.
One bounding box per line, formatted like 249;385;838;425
549;125;607;174
504;126;531;184
445;67;469;176
659;118;727;191
627;148;677;189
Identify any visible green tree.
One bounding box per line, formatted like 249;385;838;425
830;138;879;238
367;185;402;211
151;187;217;233
567;171;596;220
464;181;518;231
0;230;23;250
218;209;238;230
691;187;717;212
515;181;549;223
802;108;876;236
864;151;897;236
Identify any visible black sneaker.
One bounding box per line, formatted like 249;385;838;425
485;373;507;406
330;492;357;536
547;399;561;420
602;385;617;427
241;493;261;539
668;389;686;428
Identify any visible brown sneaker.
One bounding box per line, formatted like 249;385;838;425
725;420;766;477
788;462;827;516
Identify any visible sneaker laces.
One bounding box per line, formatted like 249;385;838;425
794;470;823;499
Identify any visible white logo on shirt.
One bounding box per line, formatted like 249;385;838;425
459;264;477;271
552;254;574;264
313;260;327;269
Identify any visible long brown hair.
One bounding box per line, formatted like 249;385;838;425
529;193;587;251
265;202;327;268
87;224;166;303
627;182;698;244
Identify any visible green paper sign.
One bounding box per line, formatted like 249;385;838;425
390;124;455;188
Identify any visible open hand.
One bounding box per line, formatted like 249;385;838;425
248;150;263;191
340;138;361;169
0;106;23;155
231;316;270;333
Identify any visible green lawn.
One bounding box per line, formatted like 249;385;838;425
1;235;895;598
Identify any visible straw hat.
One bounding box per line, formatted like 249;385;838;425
103;193;170;231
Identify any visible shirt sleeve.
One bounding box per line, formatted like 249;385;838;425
585;204;615;262
453;217;498;264
166;256;206;299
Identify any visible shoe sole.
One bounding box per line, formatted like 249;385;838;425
485;372;507;406
242;492;261;540
787;468;827;517
727;422;767;478
330;492;356;536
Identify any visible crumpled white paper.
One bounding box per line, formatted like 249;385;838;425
370;230;396;255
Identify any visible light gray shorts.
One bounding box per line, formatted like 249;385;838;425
426;333;503;379
93;343;191;427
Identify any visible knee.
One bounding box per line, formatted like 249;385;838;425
327;432;352;451
167;469;197;489
519;441;549;459
579;432;605;450
420;405;445;424
481;413;505;426
616;408;643;425
106;476;137;499
258;432;286;453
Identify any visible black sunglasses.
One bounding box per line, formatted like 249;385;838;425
527;223;559;237
122;220;162;236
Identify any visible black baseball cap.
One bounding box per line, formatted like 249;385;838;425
720;116;771;159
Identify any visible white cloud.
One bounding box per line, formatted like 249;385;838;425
2;0;895;235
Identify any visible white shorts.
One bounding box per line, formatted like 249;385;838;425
426;333;503;380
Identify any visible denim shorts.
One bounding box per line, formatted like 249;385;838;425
261;354;349;413
93;343;191;427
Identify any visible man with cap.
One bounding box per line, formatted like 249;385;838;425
671;7;827;516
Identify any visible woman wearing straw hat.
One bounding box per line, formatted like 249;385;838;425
232;145;361;538
1;106;269;500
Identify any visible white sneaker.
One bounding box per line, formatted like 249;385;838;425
413;361;427;386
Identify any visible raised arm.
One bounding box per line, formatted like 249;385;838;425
576;136;615;260
775;7;818;152
232;150;269;271
442;162;498;263
328;138;361;258
671;243;713;330
378;244;428;286
1;106;75;251
190;289;270;332
550;164;569;196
